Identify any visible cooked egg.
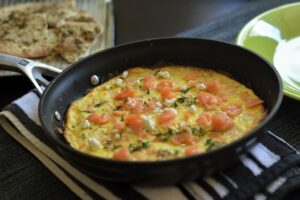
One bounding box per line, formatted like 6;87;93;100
64;66;266;161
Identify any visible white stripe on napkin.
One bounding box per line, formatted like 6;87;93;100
184;182;213;200
241;156;263;176
135;186;189;200
204;177;229;198
0;111;120;200
250;143;280;167
0;117;94;200
14;92;41;126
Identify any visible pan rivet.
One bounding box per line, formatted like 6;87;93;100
91;75;99;85
57;127;64;134
54;111;61;121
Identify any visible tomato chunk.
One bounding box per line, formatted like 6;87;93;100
125;114;144;133
246;98;264;108
196;113;211;129
222;104;242;117
113;118;125;131
206;81;220;94
87;113;110;125
143;75;155;90
170;133;198;145
197;91;219;109
114;87;136;100
211;113;234;132
160;87;176;99
157;110;176;124
156;79;173;92
112;147;131;160
185;145;200;156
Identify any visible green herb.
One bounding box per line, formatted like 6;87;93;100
129;141;150;152
120;115;125;121
156;128;177;142
112;145;122;150
95;101;106;108
177;96;187;103
146;89;150;94
191;127;208;137
154;69;161;76
205;138;224;151
80;133;86;139
80;110;91;113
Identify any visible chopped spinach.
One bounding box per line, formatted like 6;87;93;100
205;138;224;151
181;88;190;94
191;127;208;137
95;101;106;108
156;128;177;142
129;141;150;152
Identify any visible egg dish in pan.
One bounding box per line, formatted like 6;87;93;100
64;66;266;161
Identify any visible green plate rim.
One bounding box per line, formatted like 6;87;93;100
235;1;300;101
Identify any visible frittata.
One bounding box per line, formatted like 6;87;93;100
64;66;266;161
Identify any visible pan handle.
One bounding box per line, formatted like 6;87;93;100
0;53;62;95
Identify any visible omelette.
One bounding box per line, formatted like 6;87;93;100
64;66;266;161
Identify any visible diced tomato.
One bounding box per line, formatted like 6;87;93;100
145;100;157;112
184;112;191;120
206;81;220;94
112;110;127;116
143;75;156;90
246;98;264;108
187;80;198;87
160;87;176;99
113;118;125;131
197;91;219;109
87;112;110;125
170;133;198;145
211;113;234;132
183;73;198;80
222;104;242;117
112;147;131;160
78;143;86;150
114;87;136;100
157;110;177;124
196;113;211;129
125;114;145;133
156;79;174;92
240;91;250;101
185;145;200;156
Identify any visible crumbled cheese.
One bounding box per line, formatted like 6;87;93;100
134;79;141;86
164;107;178;115
82;120;91;129
115;78;123;86
164;98;176;106
158;71;170;79
153;107;163;113
114;133;121;140
141;115;156;130
196;83;206;90
122;70;128;79
88;137;101;150
181;86;188;91
155;101;162;108
104;85;110;90
178;121;186;128
189;105;197;113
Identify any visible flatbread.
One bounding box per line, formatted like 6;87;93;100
0;0;101;63
0;12;48;58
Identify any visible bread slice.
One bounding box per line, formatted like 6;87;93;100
0;0;101;63
0;12;48;58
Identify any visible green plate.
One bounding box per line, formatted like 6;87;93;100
236;2;300;100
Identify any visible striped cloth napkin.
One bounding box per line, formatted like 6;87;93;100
1;90;300;200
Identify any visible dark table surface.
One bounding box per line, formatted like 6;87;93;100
1;0;300;199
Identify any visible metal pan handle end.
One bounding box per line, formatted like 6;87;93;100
0;53;62;95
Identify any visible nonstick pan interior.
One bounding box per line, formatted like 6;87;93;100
39;38;282;184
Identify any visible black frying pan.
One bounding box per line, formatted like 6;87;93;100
0;38;283;185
